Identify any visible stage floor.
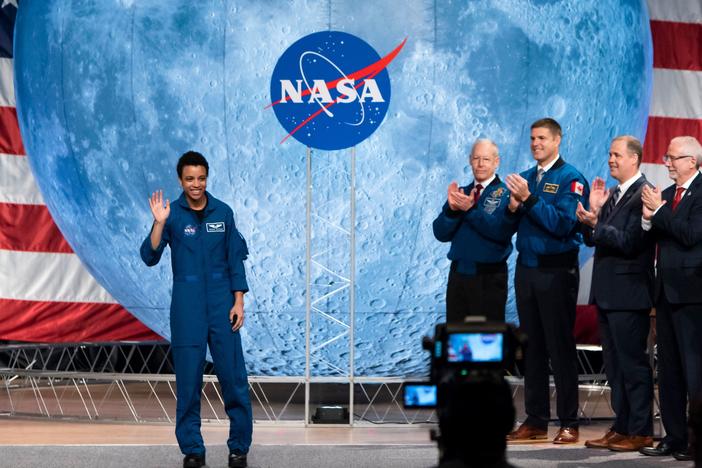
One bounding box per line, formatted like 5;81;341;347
0;419;683;468
0;417;627;446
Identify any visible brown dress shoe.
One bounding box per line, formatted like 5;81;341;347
553;426;579;444
506;423;548;441
584;430;625;449
608;435;654;452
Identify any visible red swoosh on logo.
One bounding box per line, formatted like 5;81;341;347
266;37;407;144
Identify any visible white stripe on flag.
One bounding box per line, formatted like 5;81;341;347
0;58;14;107
0;249;115;303
647;0;702;23
650;69;702;119
0;153;44;204
641;162;676;190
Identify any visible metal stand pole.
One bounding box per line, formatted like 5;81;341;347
305;146;312;426
349;146;356;425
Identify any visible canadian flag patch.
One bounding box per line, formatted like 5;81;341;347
570;181;584;195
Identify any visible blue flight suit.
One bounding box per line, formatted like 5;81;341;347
433;176;515;322
140;191;252;457
505;157;589;430
508;159;588;266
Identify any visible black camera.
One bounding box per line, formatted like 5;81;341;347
404;321;522;408
425;321;520;378
405;321;524;467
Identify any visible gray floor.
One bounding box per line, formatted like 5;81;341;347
0;444;688;468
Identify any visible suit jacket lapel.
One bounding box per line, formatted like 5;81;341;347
605;175;646;221
674;172;702;213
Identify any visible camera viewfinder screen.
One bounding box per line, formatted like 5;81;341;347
447;332;503;363
403;384;437;408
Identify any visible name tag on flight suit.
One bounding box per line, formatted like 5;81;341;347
206;222;225;233
543;183;559;194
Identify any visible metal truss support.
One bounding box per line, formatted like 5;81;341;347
0;342;436;426
305;147;356;425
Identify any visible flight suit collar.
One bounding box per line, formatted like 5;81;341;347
176;191;216;215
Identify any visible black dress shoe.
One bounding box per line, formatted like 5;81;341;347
639;441;675;456
229;452;248;468
673;449;693;461
183;453;206;468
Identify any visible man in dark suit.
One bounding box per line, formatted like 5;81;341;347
575;136;654;452
433;139;514;323
639;136;702;462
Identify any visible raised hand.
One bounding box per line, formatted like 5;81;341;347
591;176;606;192
447;182;473;211
589;177;609;215
149;190;170;224
505;174;531;202
641;185;664;212
448;186;474;211
447;181;459;210
508;193;521;212
576;201;598;228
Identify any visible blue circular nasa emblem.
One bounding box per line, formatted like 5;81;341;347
269;31;401;151
183;225;197;237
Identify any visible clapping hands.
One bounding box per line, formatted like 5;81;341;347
588;177;609;215
447;181;475;212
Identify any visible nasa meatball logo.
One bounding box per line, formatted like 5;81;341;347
268;31;406;151
184;225;197;237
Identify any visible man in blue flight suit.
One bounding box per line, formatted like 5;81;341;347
433;139;514;323
140;151;252;468
504;118;589;445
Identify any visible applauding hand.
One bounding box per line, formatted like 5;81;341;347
505;174;531;203
576;202;598;228
447;182;474;212
641;185;665;220
588;177;609;215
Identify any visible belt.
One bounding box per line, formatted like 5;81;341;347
174;271;227;282
535;250;578;268
451;260;507;274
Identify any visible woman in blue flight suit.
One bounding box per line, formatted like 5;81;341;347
140;151;252;468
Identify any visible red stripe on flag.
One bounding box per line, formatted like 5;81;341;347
651;20;702;71
0;298;163;342
0;106;25;155
0;203;73;253
643;116;702;164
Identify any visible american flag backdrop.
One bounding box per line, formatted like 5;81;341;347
0;1;699;342
642;0;702;187
0;1;159;341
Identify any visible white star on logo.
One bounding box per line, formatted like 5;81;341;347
1;0;18;8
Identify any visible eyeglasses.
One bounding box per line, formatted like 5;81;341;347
662;154;694;163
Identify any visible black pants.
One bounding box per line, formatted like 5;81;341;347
656;291;702;450
446;261;507;324
515;263;579;429
598;307;653;436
